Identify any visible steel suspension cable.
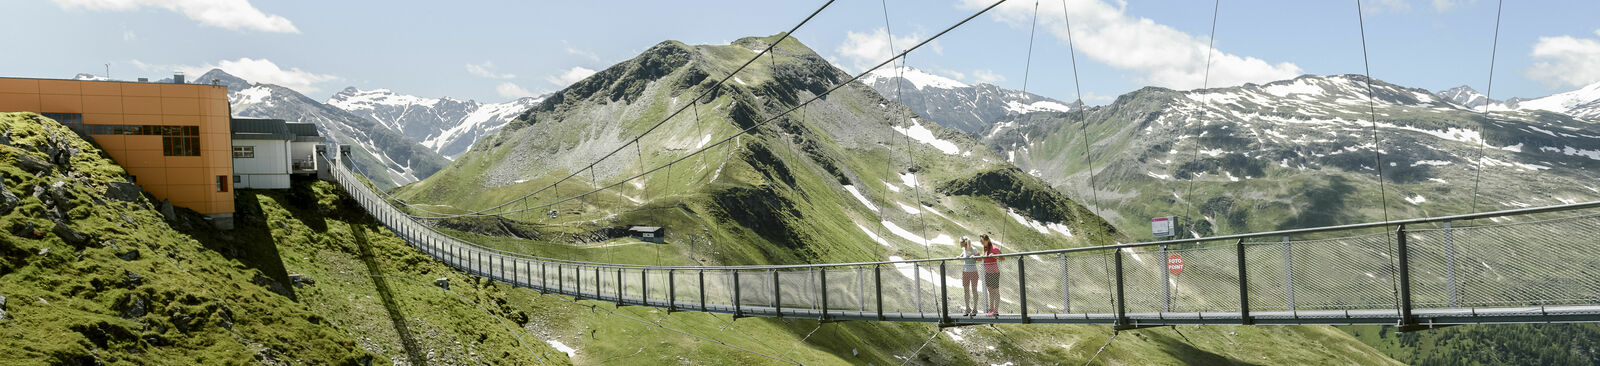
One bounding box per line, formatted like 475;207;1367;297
1469;0;1505;215
1004;0;1040;252
394;0;1014;219
1061;0;1102;223
877;0;900;255
1353;0;1402;310
1180;0;1222;239
398;0;838;219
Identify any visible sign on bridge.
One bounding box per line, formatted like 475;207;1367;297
1152;217;1175;238
1168;254;1185;275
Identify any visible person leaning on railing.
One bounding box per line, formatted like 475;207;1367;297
958;236;981;317
979;234;1003;317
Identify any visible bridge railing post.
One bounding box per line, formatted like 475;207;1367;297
669;269;677;312
1444;221;1458;308
773;269;782;318
1237;238;1251;325
733;270;743;318
939;261;950;324
1397;224;1415;329
1114;249;1128;328
1019;256;1029;323
617;269;625;306
875;264;885;321
1160;244;1171;313
1061;253;1070;314
820;267;831;321
699;270;707;312
1283;235;1294;313
643;269;651;306
913;262;922;314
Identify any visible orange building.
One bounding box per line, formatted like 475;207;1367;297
0;76;235;226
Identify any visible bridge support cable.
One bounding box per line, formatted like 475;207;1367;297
1353;0;1405;329
1180;0;1223;240
898;327;944;366
1059;0;1103;222
1083;331;1120;366
875;0;900;258
1469;0;1506;214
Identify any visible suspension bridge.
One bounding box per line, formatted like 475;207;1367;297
326;0;1600;334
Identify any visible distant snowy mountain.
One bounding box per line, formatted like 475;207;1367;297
1437;82;1600;121
860;66;1075;135
197;69;448;189
326;88;545;159
1436;85;1500;109
1514;81;1600;120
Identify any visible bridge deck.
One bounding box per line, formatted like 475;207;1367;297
330;160;1600;329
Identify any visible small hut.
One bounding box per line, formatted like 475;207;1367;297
628;226;665;243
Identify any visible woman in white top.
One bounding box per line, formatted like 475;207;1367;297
957;236;982;316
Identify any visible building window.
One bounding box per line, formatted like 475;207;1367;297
163;136;200;156
232;146;255;158
233;175;241;184
216;175;229;192
41;113;83;133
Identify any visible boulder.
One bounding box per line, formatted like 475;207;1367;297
123;270;143;289
0;294;7;321
0;184;17;216
47;181;74;210
118;249;140;261
15;153;53;174
105;182;143;203
120;295;147;319
157;200;177;223
51;220;89;246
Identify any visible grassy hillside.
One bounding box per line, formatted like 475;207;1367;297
0;112;565;364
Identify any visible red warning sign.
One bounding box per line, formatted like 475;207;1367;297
1167;254;1185;275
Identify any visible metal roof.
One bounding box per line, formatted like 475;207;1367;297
629;226;663;232
230;118;293;140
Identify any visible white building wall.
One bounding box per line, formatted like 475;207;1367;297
236;174;291;189
233;139;290;175
233;139;291;189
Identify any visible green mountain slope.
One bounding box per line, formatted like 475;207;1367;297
389;35;1400;365
980;74;1600;364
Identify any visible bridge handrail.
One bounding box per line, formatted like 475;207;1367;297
330;153;1600;269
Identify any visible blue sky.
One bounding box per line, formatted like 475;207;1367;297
4;0;1598;106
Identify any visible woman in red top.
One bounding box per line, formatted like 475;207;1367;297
980;234;1004;316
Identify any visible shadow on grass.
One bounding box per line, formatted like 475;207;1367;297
192;190;297;301
353;226;429;366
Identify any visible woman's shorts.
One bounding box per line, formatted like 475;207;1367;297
962;271;979;284
984;272;1000;289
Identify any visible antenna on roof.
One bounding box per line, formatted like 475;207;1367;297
105;63;110;80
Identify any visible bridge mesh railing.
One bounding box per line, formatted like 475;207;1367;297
330;159;1600;325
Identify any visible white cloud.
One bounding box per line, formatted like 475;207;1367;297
53;0;298;33
959;0;1301;90
496;82;539;98
176;58;337;94
546;66;596;87
122;30;136;41
971;69;1006;85
563;40;600;61
834;28;939;73
1431;0;1473;12
1525;30;1600;89
466;61;516;80
1363;0;1412;13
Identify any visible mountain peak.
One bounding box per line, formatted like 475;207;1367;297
862;66;969;90
196;69;254;93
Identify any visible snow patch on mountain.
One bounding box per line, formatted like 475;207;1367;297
893;119;961;155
